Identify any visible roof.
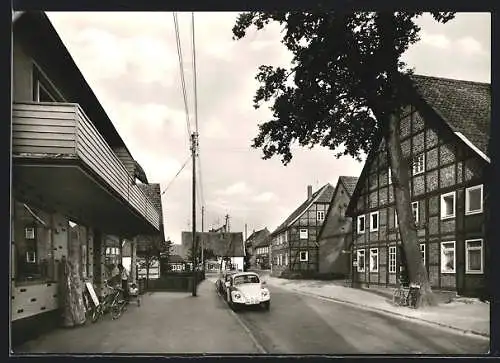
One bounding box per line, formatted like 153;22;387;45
246;228;270;247
338;176;359;197
137;183;163;222
181;232;245;258
168;254;185;263
346;74;491;216
271;183;335;235
410;74;490;158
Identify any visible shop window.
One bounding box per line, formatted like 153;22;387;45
14;201;55;284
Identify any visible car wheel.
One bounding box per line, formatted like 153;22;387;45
263;301;270;311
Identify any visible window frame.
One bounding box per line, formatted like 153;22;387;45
299;228;308;240
465;184;484;215
299;251;308;262
465;239;484;274
356;249;366;272
317;210;325;222
394;210;398;228
369;248;379;272
357;215;366;234
388;246;397;273
370;211;379;232
412;201;419;224
388;167;392;185
440;241;456;274
412;153;425;175
420;243;426;266
440;191;456;220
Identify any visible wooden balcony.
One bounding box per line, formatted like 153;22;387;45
12;102;161;236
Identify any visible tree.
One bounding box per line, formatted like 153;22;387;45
159;238;174;276
232;11;455;307
244;247;252;272
137;235;170;286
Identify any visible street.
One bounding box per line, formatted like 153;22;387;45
15;275;489;355
231;284;489;354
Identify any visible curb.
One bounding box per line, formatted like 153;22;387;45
270;283;489;340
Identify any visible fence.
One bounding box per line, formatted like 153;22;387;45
142;271;206;292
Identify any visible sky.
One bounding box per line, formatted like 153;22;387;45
45;12;491;245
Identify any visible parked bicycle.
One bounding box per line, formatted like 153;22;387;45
83;280;127;323
392;282;420;309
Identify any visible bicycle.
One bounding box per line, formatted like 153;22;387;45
84;280;123;323
393;282;421;309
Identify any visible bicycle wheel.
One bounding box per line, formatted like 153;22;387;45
111;302;124;320
91;305;101;323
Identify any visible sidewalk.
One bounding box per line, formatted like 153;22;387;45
264;276;490;339
13;279;262;354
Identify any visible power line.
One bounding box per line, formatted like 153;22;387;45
161;155;191;196
173;12;192;137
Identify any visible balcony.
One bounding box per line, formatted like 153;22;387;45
12;102;160;236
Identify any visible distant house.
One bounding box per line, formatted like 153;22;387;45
317;176;359;277
167;254;187;272
181;231;245;271
270;184;335;277
345;75;490;298
254;233;272;270
245;228;270;269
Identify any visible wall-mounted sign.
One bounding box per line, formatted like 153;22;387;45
25;227;35;240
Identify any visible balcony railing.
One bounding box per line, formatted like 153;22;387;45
12;102;160;231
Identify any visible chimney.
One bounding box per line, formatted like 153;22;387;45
307;185;313;200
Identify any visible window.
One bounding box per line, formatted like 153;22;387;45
440;241;456;273
420;243;426;266
466;239;483;274
370;211;379;232
14;201;54;284
357;215;366;233
394;210;398;228
440;191;456;219
299;229;308;239
413;153;425;175
357;250;365;272
317;210;325;222
32;65;63;102
388;246;397;273
465;185;483;215
299;251;308;262
369;248;379;272
285;253;289;266
388;167;392;184
412;202;419;224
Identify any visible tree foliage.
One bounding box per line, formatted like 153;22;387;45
232;11;454;164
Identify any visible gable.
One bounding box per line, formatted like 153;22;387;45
346;99;488;217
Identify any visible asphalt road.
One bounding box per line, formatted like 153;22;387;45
227;284;489;355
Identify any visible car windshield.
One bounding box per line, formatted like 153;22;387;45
233;275;260;285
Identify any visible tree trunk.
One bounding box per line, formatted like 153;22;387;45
60;226;86;327
385;112;437;307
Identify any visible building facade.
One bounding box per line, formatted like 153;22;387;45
11;12;162;345
271;184;334;277
254;236;271;270
245;228;270;269
346;75;490;298
317;176;358;277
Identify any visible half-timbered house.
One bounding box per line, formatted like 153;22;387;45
345;75;490;298
317;176;359;277
270;184;335;277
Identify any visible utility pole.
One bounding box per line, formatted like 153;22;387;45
191;132;198;297
201;205;205;272
244;223;247;241
225;214;230;232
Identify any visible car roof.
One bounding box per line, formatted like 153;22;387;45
231;272;259;278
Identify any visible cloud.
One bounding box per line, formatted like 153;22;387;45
420;32;451;49
251;192;277;203
215;182;251;196
456;36;484;55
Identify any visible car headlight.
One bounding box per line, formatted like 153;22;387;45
261;289;269;296
233;293;242;299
